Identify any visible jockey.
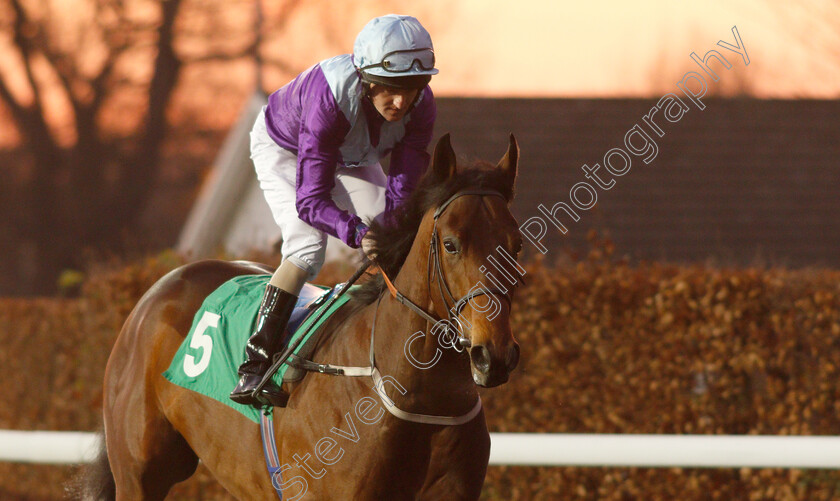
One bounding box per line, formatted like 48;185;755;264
230;14;438;407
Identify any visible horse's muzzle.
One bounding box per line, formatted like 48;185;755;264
470;342;520;387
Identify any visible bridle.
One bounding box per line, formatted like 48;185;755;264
284;189;517;426
377;189;514;351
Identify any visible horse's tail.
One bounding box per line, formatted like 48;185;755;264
66;431;116;501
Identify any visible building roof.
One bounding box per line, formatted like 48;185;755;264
433;98;840;268
179;96;840;269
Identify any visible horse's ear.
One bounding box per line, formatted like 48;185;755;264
431;133;457;180
497;133;519;198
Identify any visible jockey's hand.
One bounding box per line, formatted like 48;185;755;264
361;232;377;261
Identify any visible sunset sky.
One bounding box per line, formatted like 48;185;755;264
271;0;840;98
1;0;837;150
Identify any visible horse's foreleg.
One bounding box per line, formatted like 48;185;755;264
417;410;490;501
104;330;200;500
105;404;199;500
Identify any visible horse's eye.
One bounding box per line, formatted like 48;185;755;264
443;238;459;254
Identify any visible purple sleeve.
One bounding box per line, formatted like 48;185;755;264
386;86;436;216
294;74;363;247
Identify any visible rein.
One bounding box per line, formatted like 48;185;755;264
379;189;513;352
288;189;509;426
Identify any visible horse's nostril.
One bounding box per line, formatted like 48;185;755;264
507;344;520;371
470;345;491;373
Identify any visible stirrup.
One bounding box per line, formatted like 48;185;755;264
253;383;290;408
231;374;290;408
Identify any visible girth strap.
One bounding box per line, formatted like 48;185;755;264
259;411;286;499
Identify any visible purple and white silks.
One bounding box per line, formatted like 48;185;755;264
261;55;436;248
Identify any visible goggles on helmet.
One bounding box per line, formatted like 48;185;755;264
359;48;435;73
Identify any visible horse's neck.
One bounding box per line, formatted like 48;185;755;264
369;295;476;415
366;228;478;416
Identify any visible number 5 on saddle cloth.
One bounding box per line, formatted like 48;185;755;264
163;275;355;424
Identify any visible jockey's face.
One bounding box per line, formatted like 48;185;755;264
368;84;420;122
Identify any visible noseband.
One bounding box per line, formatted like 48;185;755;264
286;189;513;426
378;189;513;351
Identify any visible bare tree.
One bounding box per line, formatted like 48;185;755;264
0;0;283;294
0;0;189;293
0;0;427;294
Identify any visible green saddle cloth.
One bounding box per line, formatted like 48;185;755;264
163;274;355;423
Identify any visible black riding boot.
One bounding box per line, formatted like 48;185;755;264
230;284;297;407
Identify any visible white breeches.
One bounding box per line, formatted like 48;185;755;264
250;107;386;279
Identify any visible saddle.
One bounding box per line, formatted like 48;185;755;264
281;282;337;382
163;274;355;423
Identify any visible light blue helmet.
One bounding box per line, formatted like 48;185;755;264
354;15;438;89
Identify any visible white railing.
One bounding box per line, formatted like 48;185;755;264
3;431;840;469
487;433;840;468
0;430;99;464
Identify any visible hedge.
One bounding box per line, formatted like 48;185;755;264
2;242;839;500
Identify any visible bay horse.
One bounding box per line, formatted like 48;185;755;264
88;134;522;500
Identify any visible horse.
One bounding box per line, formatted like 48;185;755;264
86;133;523;500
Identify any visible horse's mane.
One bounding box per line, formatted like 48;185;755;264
351;159;513;305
